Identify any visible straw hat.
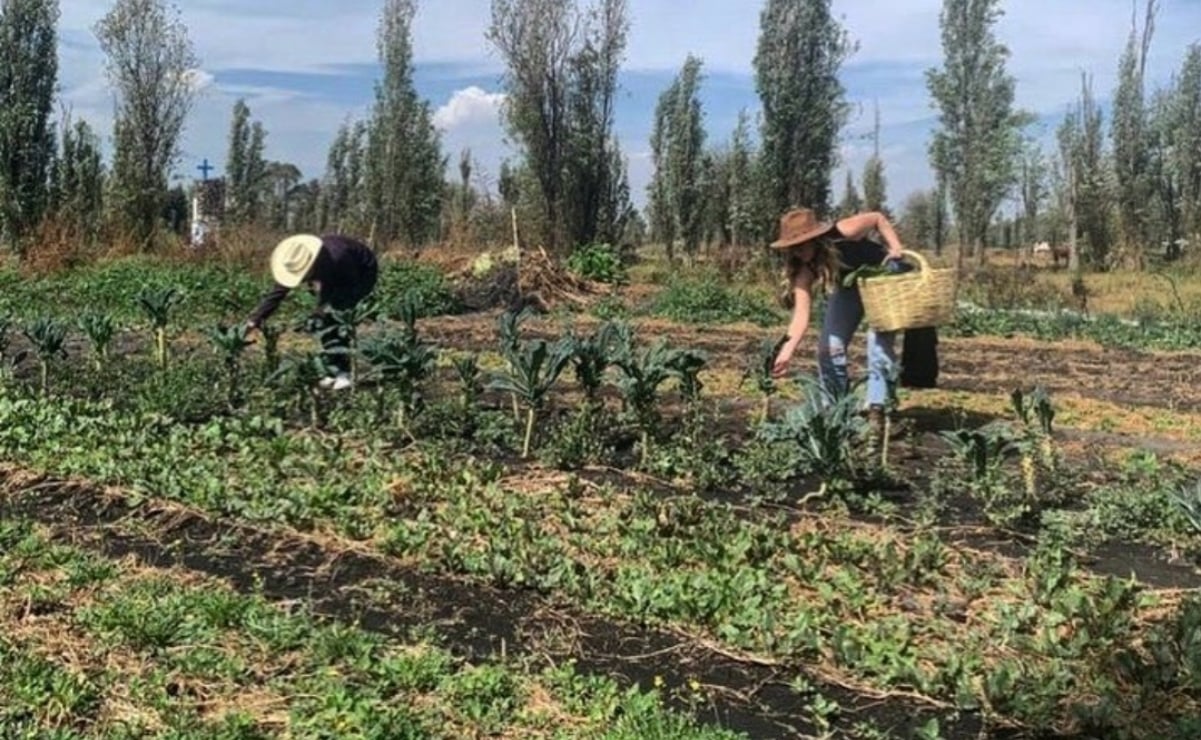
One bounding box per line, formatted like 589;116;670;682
270;235;323;287
770;208;833;249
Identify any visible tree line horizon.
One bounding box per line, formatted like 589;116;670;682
0;0;1197;272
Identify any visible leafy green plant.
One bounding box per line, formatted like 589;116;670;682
612;335;681;467
646;403;734;491
666;347;708;403
320;299;380;386
137;286;182;370
375;260;462;318
742;335;789;423
454;353;483;411
651;273;781;327
438;664;519;733
259;321;284;377
1172;480;1201;538
496;308;535;419
1008;386;1059;508
761;375;867;497
939;424;1029;525
270;352;338;427
566;242;627;284
0;313;18;380
207;323;255;410
23;316;68;395
78;312;116;370
490;336;573;458
939;425;1016;482
567;321;618;405
497;307;533;357
361;298;438;431
362;328;438;431
540;401;613;470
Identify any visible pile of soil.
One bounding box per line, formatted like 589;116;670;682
453;247;611;314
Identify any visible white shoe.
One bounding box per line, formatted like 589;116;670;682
329;373;353;391
318;376;337;390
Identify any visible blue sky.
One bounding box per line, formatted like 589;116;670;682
57;0;1201;214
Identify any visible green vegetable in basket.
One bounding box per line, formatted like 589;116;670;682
841;263;897;288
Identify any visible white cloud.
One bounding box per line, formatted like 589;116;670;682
183;68;215;92
433;86;506;131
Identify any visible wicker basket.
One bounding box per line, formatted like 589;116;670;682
856;249;958;332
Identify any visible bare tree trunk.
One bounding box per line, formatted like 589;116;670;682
1067;193;1080;273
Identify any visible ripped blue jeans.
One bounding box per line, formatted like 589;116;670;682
818;285;897;408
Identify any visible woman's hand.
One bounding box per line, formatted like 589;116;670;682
772;342;795;377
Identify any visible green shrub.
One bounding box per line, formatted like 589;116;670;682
374;261;462;318
650;274;781;327
566;242;627;284
1087;455;1193;543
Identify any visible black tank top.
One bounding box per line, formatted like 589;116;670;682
827;224;887;279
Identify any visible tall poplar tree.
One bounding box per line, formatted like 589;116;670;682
563;0;630;248
753;0;854;218
49;116;105;244
1111;0;1157;266
225;99;267;224
487;0;575;251
647;56;705;262
861;102;887;213
0;0;58;254
926;0;1026;267
95;0;198;250
364;0;444;249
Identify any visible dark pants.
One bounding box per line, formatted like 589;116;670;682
314;265;379;375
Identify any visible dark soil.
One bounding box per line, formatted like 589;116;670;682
0;472;1012;740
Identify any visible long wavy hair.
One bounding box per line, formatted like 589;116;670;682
780;237;843;309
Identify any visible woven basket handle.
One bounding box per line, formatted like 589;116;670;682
881;249;930;278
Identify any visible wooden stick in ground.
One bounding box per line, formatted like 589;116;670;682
511;207;522;302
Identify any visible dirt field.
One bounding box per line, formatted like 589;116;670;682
2;258;1201;738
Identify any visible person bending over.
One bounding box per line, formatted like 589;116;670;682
247;234;379;391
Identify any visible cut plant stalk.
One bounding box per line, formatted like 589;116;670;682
137;287;182;370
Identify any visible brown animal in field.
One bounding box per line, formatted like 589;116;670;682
1051;244;1071;269
1031;241;1071;269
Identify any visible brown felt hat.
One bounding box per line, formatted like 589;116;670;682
770;208;833;249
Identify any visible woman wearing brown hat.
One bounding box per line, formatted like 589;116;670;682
769;207;906;422
246;234;379;391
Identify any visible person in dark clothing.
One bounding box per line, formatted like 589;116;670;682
769;207;908;437
247;234;379;390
